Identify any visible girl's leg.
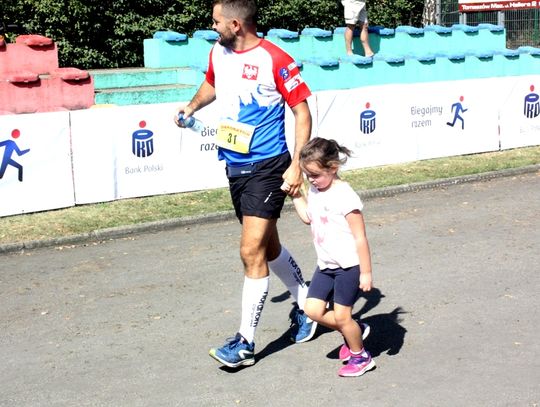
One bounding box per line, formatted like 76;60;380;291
303;267;335;327
331;265;367;353
304;298;338;329
335;303;375;377
334;303;364;353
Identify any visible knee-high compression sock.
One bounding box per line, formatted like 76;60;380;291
268;245;308;310
238;276;269;344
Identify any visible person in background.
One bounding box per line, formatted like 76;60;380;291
290;137;375;377
174;0;317;369
341;0;375;57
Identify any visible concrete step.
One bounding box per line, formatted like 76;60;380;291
0;35;59;75
0;68;94;114
94;83;196;105
88;66;205;90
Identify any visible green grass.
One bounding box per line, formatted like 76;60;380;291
1;146;539;245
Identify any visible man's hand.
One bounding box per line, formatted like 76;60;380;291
174;104;194;128
281;164;304;197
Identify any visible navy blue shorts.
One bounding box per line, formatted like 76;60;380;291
227;152;291;222
307;265;361;307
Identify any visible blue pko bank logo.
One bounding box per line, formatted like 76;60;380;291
360;102;376;134
524;85;539;119
132;120;154;158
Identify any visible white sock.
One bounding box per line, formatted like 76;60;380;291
268;245;308;310
350;348;368;358
238;276;269;344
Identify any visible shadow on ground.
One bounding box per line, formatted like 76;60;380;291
221;286;407;372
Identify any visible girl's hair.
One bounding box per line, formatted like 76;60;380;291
300;137;352;170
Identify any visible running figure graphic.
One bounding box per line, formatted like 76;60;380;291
446;96;468;130
0;129;30;182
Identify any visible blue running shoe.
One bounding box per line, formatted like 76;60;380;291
209;333;255;368
290;308;318;343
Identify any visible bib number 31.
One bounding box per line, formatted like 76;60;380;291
216;119;255;154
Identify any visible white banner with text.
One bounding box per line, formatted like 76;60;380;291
315;79;501;169
1;75;539;217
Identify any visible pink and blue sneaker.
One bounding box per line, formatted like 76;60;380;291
339;322;371;361
338;351;376;377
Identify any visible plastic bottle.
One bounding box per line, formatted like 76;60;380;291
178;113;204;133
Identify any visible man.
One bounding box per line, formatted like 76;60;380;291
175;0;316;368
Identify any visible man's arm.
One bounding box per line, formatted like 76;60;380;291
282;100;312;197
174;80;216;127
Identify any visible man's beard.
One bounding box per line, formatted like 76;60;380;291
218;31;237;49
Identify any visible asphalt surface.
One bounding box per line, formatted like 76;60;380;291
1;166;539;406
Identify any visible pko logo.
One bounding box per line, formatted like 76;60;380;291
524;85;539;119
360;102;376;134
132;121;154;158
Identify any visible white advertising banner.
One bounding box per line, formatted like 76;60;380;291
499;75;540;150
315;85;418;170
70;102;229;205
315;79;501;168
71;98;319;205
411;79;500;160
2;76;539;217
0;111;74;217
173;102;229;192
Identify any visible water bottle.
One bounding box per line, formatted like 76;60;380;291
178;113;204;133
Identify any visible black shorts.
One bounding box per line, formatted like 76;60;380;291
227;152;291;222
307;265;361;307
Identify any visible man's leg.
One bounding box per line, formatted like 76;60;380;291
237;215;276;342
267;224;308;309
209;215;274;368
342;0;359;55
344;24;356;56
266;223;317;343
359;22;374;57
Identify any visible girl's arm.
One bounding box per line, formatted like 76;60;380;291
291;193;311;225
346;210;373;292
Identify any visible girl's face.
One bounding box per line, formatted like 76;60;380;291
302;161;338;192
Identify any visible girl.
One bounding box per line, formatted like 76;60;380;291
288;137;375;377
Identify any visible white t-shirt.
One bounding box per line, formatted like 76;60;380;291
307;181;364;269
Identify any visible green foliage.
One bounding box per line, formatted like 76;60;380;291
2;0;425;69
369;0;425;27
257;0;342;32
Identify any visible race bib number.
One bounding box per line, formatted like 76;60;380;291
216;119;255;154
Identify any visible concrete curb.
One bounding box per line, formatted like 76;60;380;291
2;164;538;255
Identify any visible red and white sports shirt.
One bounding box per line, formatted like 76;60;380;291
206;39;311;165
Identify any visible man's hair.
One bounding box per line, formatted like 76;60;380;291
213;0;257;26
